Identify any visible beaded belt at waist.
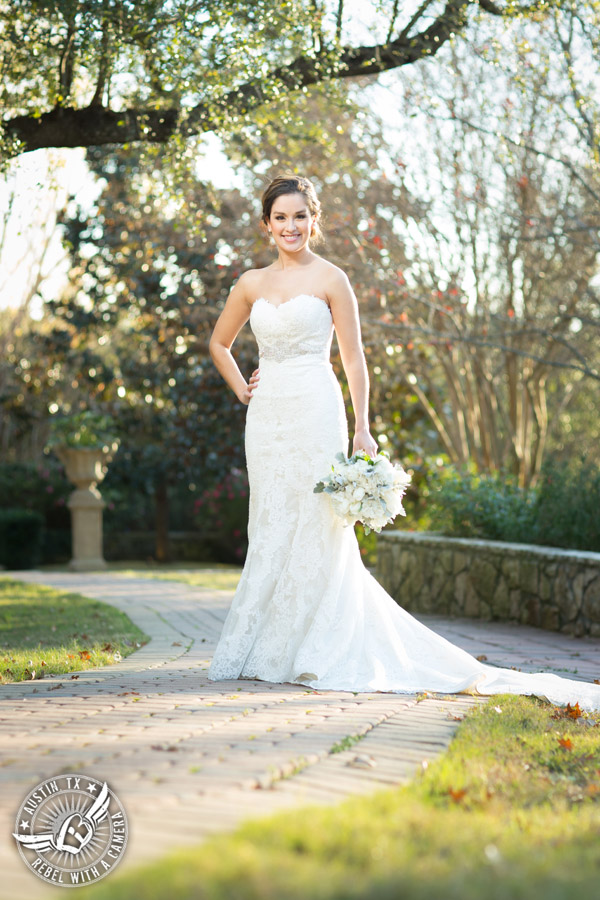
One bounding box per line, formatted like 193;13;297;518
258;348;331;364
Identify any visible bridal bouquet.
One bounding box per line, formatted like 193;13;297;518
314;450;411;533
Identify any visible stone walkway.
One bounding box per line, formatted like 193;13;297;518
1;570;599;899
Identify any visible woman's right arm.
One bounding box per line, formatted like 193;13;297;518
209;273;259;405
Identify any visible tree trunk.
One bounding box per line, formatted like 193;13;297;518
155;478;170;562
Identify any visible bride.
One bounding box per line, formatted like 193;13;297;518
207;173;600;712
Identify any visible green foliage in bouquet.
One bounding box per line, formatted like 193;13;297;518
315;450;410;535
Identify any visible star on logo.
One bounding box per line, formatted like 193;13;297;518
20;821;30;831
86;783;98;794
13;782;110;856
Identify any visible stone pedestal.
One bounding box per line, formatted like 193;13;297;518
55;444;118;572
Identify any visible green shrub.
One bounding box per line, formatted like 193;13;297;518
0;508;45;569
0;461;71;563
428;468;536;544
533;456;600;551
0;460;70;518
427;457;600;552
194;468;249;563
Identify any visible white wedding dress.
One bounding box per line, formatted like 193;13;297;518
208;294;600;712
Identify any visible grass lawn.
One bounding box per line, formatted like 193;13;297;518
103;561;243;592
83;694;600;900
0;578;148;683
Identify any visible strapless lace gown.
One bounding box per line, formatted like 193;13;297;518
208;294;600;711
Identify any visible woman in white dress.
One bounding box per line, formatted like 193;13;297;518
207;174;600;712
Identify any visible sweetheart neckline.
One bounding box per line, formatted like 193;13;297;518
253;294;331;313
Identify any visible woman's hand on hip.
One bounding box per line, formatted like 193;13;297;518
238;367;260;405
352;428;378;458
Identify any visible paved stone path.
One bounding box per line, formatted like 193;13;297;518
1;570;599;899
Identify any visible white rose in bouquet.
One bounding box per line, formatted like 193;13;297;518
314;450;411;533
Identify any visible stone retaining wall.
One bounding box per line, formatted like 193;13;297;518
376;531;600;637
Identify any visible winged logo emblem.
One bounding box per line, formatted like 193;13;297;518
13;781;110;856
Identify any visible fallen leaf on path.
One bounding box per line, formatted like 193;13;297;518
476;654;488;661
447;713;464;721
347;755;377;768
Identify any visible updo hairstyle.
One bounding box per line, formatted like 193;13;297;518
261;174;323;244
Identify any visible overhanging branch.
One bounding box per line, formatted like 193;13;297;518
4;0;471;153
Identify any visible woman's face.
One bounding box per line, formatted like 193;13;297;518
268;192;314;253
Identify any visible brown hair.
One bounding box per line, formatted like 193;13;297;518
261;174;323;243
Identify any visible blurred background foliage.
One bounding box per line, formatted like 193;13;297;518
1;1;599;565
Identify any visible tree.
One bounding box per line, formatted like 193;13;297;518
0;151;73;458
355;13;600;487
1;0;563;157
41;144;273;557
25;84;440;552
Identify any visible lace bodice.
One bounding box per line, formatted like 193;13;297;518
250;294;333;362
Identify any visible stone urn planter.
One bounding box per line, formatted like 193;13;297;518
54;443;119;572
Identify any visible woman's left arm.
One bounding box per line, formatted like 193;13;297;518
328;270;379;457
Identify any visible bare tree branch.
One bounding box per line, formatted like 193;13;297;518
335;0;344;42
57;7;77;102
478;0;561;14
367;323;600;381
430;112;600;208
90;2;112;107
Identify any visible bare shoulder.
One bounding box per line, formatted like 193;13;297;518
230;267;269;307
316;259;354;305
235;264;277;303
234;267;262;294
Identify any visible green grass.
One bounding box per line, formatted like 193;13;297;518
0;578;148;683
83;694;600;900
106;562;243;592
